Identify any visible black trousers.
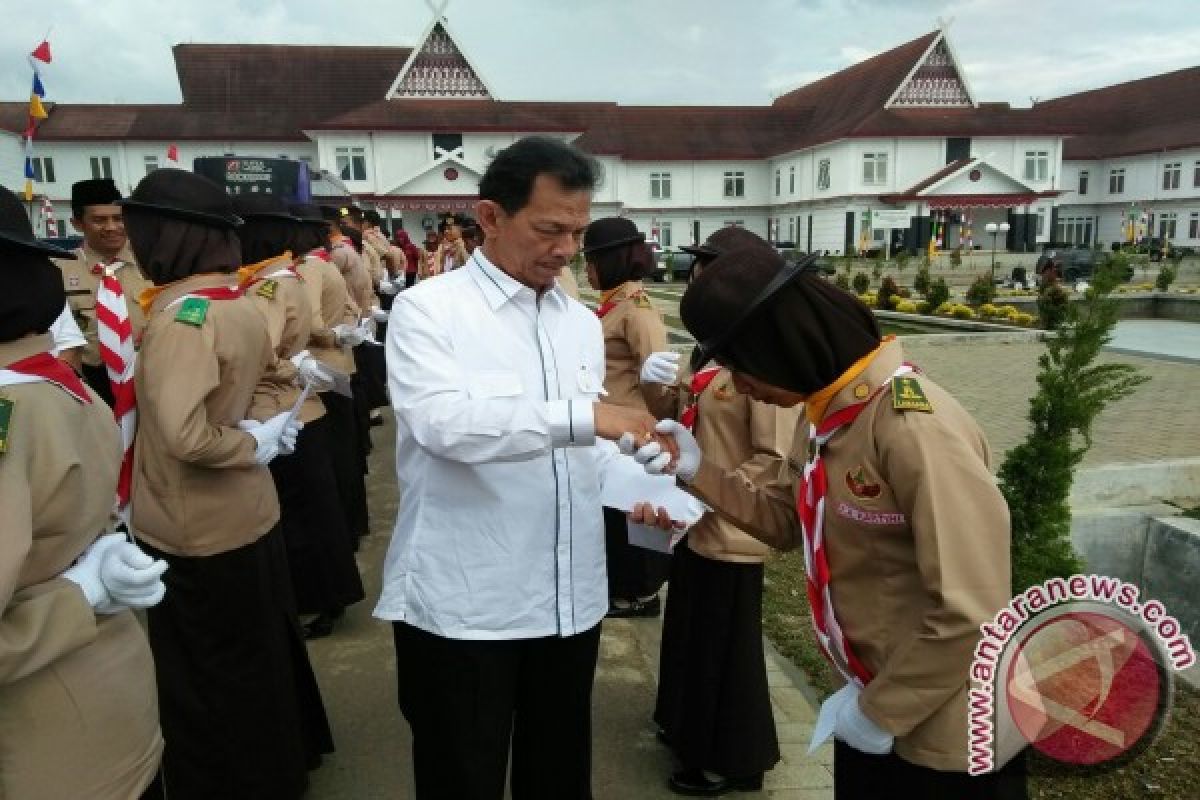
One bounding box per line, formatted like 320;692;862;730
319;390;370;544
80;361;114;408
603;506;669;601
392;621;602;800
834;741;1028;800
404;271;417;288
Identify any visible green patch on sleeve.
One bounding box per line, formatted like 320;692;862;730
892;376;933;413
175;297;210;327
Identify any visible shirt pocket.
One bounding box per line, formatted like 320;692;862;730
467;369;523;399
574;362;605;399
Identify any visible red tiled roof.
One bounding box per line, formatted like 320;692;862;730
316;99;616;132
573;106;812;160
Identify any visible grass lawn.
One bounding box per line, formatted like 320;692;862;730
761;550;1200;799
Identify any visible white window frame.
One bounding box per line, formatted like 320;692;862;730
1109;168;1125;194
659;220;672;247
1078;170;1088;195
787;217;796;242
723;171;745;198
90;156;113;180
1159;212;1178;239
650;172;671;200
1036;207;1047;236
1024;151;1048;182
1194;161;1200;188
863;153;888;185
1163;162;1181;191
774;168;781;196
722;219;745;228
335;146;368;181
788;166;796;194
1188;212;1198;239
816;159;831;190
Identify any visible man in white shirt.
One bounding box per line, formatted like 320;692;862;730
376;136;671;800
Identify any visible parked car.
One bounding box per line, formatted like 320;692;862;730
652;250;696;282
38;235;83;251
1035;246;1132;284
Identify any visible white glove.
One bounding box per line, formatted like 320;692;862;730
835;693;895;755
289;350;336;391
630;419;702;483
98;540;168;611
378;278;401;296
333;323;368;348
62;533;126;612
238;411;304;465
640;351;681;385
369;306;390;323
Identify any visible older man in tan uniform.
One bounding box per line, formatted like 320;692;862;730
54;178;153;405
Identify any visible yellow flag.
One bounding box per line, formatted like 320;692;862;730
29;93;48;119
23;179;33;201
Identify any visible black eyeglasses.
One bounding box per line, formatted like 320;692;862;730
689;252;820;373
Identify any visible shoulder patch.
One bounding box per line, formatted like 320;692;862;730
633;292;652;310
0;395;12;454
175;296;210;327
892;376;933;413
256;279;278;299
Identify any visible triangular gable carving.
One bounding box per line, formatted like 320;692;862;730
383;153;482;196
885;33;975;109
386;9;494;101
925;160;1036;196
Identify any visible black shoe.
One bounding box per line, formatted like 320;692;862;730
606;594;661;619
667;768;764;797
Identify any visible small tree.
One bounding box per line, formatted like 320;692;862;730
895;250;911;272
965;275;996;306
925;276;950;310
852;271;871;294
834;272;851;292
949;247;963;269
1156;263;1178;291
913;265;932;297
999;263;1148;591
877;275;901;310
1037;283;1070;330
871;261;884;281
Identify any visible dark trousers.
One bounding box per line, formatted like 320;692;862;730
80;361;114;408
603;506;669;601
834;741;1028;800
404;271;417;288
392;621;602;800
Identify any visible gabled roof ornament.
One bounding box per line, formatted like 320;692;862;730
385;0;495;100
884;24;976;109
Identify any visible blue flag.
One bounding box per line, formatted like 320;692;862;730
24;157;35;179
32;71;45;98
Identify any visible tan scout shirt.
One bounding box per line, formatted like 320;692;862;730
294;251;358;376
598;281;674;419
330;236;374;314
365;228;406;277
435;239;468;274
0;333;162;799
363;228;394;281
55;242;152;367
241;255;325;425
131;274;280;557
680;367;801;564
686;338;1011;772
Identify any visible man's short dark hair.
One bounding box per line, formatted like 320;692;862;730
479;136;598;215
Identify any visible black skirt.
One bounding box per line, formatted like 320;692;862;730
142;527;334;800
80;362;114;408
319;390;370;544
353;340;389;411
269;414;365;615
655;543;779;778
604;506;670;601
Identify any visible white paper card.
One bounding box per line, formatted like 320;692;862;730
600;470;707;526
627;522;687;554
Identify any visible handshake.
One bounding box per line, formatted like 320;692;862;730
63;533;168;614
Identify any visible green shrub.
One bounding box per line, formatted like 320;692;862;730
895;250;911;272
965;275;996;306
852;272;871;294
877;275;900;310
1037;283;1070;330
1156;264;1177;291
834;272;851;291
913;265;932;297
949;247;963;268
926;276;950;310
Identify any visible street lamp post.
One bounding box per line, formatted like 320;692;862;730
985;221;1012;284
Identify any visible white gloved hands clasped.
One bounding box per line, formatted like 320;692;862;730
369;306;390;323
63;533;168;614
639;351;681;386
834;686;894;755
289;350;336;391
378;278;401;296
238;411;304;465
333;323;370;348
623;419;702;483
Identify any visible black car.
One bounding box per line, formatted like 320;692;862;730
1035;246;1132;283
38;235;83;251
653;250;697;282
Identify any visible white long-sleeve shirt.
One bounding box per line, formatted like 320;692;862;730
49;303;86;356
374;249;637;640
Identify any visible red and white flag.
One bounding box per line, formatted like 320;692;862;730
40;195;58;237
94;263;137;519
167;143;179;163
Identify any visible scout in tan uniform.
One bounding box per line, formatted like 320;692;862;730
322;205;375;313
434;214;469;273
652;229;802;797
53;178;153;406
290;203;373;546
0;188;167;800
233;194;364;640
120;169;333;799
632;247;1025;800
581;216;676;617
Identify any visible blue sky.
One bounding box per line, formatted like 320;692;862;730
3;0;1197;107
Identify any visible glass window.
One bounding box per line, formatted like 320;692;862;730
723;171;745;198
1189;212;1198;239
659;221;672;247
650;172;672;200
789;166;795;194
1078;170;1088;195
863;153;888;185
90;156;113;180
787;217;795;242
1194;161;1200;188
1159;212;1178;239
1036;207;1046;236
816;159;830;190
774;168;780;196
432;133;463;159
1109;168;1125;194
1024;151;1048;182
335;146;368;181
30;156;54;183
1163;162;1181;190
144;155;159;175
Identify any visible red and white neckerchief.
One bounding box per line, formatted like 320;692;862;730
309;247;331;263
92;261;137;516
162;285;245;311
680;366;721;431
0;351;94;403
797;363;916;688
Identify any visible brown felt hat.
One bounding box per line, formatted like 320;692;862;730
119;168;241;228
681;226;770;260
582;217;644;255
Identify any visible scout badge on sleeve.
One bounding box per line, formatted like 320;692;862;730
175;297;210;327
892;375;933;412
0;394;12;454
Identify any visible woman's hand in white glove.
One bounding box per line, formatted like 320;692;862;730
333;323;368;348
99;541;168;611
238;411;304;465
289;351;336;391
628;419;702;482
62;533;126;612
639;351;681;385
835;695;895;755
378;278;401;296
369;306;390;323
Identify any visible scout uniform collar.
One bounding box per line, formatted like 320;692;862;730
804;336;891;425
80;240;135;269
236;251;293;286
807;337;911;425
138;273;241;316
600;280;643;306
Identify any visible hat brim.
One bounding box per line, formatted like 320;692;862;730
680;244;717;258
581;232;646;256
118;198;242;229
239;210;302;223
0;230;77;258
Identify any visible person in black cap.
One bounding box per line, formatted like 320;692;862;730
232;194;365;640
121;168;333;799
53;178;153;405
0;184;168;800
679;225;772;279
630;247;1022;799
582;216;678;618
